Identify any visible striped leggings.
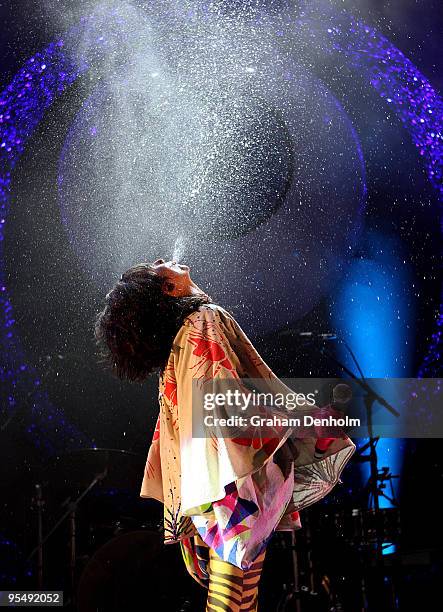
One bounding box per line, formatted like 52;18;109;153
180;534;267;611
206;545;266;611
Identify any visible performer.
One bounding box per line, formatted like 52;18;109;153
94;258;355;611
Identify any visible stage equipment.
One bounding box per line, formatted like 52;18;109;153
26;449;147;608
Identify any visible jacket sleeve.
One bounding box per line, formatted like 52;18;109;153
173;304;294;515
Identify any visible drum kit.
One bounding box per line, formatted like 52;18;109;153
23;442;401;611
25;448;205;611
268;504;402;612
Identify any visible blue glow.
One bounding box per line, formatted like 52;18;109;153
298;3;443;376
383;543;396;556
331;231;413;518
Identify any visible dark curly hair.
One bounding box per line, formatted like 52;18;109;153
94;263;212;382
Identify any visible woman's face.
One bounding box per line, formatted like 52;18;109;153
150;258;193;297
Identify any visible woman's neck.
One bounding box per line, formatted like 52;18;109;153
189;281;210;300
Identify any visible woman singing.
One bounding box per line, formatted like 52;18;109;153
94;258;355;611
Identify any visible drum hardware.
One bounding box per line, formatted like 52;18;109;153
274;529;335;612
364;466;400;510
304;511;317;597
26;466;108;609
270;502;401;610
277;530;302;612
26;448;148;606
320;574;345;612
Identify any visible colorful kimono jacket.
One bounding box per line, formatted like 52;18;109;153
140;303;355;580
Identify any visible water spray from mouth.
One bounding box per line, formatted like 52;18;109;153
172;234;186;262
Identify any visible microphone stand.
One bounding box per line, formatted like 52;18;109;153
26;468;108;607
315;341;400;611
316;342;399;509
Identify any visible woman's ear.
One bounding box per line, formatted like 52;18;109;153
164;281;175;295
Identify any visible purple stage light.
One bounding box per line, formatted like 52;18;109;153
0;4;441;455
297;4;443;375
